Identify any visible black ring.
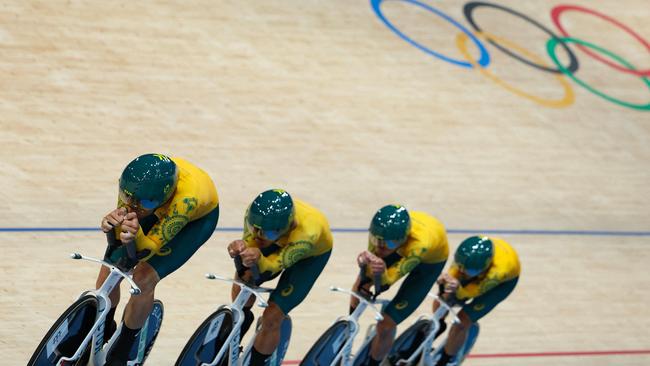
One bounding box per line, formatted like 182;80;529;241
463;1;579;74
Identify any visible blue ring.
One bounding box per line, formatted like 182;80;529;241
371;0;490;68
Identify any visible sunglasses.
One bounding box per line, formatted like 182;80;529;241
370;234;404;250
246;221;287;242
119;190;160;211
457;265;483;278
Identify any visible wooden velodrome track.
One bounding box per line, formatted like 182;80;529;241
1;0;649;365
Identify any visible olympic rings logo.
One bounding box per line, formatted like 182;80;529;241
370;0;650;111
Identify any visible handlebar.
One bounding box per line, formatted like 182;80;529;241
234;255;261;283
205;272;273;308
69;252;141;295
427;292;461;324
104;231;139;271
329;286;384;321
359;264;383;300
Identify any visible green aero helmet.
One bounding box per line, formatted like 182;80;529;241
119;153;179;210
454;236;494;277
246;189;295;241
369;204;411;249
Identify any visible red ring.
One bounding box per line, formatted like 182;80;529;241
551;4;650;77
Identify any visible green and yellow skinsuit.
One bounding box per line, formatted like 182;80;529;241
364;211;449;324
111;157;219;279
242;198;333;315
450;237;520;322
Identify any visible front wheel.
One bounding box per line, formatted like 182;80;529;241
386;319;432;365
175;308;234;366
300;320;351;366
28;294;98;366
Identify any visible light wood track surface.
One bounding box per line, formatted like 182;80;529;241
0;0;648;364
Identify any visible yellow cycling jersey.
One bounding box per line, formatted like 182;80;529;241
369;211;449;286
116;157;219;256
243;198;333;276
450;237;520;300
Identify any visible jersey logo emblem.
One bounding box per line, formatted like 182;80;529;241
281;284;294;297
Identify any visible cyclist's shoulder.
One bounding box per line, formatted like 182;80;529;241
491;238;521;275
410;211;446;232
406;214;448;250
293;199;331;234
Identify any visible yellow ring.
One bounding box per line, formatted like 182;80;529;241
281;284;294;297
456;32;575;108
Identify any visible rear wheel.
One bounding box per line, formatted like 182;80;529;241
28;294;98;366
269;316;292;365
455;323;480;365
300;320;351;366
128;299;164;365
430;323;480;366
241;316;292;366
175;308;234;366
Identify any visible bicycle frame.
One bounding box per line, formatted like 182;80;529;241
394;293;459;366
55;252;141;366
324;286;386;366
200;272;273;366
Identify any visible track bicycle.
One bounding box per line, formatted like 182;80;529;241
175;257;292;366
300;269;385;366
28;234;164;366
387;290;478;366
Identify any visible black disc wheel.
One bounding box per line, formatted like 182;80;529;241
387;319;432;365
175;308;234;366
301;320;351;366
127;299;164;365
28;294;99;366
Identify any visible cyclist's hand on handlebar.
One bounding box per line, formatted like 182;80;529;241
227;240;247;258
357;251;370;267
366;252;386;275
357;251;386;274
437;273;459;295
240;247;261;268
119;212;139;243
101;207;127;233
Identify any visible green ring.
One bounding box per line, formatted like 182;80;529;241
546;37;650;111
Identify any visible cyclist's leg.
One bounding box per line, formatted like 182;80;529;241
145;205;219;280
251;250;331;365
123;262;160;328
109;206;219;363
372;261;445;364
437;277;519;365
129;206;220;324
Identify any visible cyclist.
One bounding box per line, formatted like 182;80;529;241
434;235;520;366
227;189;333;366
98;153;219;365
353;204;449;366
